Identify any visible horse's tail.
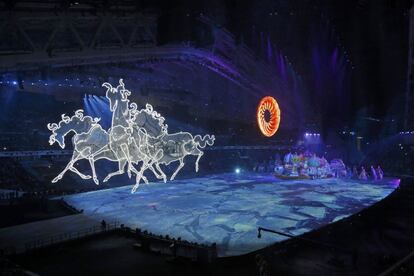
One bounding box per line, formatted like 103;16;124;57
194;134;215;148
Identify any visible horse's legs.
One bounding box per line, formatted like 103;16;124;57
195;152;203;172
69;166;92;180
131;161;153;193
148;164;164;181
154;163;167;183
137;161;150;184
129;162;149;184
171;158;185;181
117;143;133;179
134;148;163;186
103;159;127;182
52;151;83;183
88;158;99;185
144;153;164;181
131;181;140;193
131;165;143;194
143;149;165;182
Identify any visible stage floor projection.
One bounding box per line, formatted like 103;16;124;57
63;173;399;257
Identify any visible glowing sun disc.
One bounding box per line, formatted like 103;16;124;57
257;96;281;137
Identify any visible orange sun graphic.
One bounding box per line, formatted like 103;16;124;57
257;96;281;137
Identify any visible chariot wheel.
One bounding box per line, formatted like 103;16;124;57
257;96;281;137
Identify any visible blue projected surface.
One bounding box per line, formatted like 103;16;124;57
63;173;398;256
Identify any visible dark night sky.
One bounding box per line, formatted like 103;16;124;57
151;0;411;128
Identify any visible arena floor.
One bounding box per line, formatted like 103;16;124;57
63;173;399;257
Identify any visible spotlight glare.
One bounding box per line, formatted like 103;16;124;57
235;168;241;174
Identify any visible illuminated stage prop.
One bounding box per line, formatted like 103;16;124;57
257;96;281;137
47;79;215;192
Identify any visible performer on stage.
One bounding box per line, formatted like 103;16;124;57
359;166;368;180
370;165;378;180
377;165;384;180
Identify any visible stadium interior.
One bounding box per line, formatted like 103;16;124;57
0;0;414;275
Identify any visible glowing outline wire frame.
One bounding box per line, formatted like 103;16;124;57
47;79;215;193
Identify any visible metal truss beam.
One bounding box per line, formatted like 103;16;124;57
0;10;279;97
0;9;158;67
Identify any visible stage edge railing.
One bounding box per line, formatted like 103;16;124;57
0;221;120;256
378;249;414;276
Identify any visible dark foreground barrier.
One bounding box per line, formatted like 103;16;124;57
2;222;217;265
379;249;414;276
119;226;217;263
23;221;119;254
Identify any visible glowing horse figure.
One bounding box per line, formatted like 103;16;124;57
130;132;216;193
48;110;149;185
100;80;164;186
51;79;139;185
128;103;169;188
47;110;109;184
158;132;215;180
48;79;216;192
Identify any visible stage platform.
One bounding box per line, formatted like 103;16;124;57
62;173;399;257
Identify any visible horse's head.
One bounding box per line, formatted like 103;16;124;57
146;104;168;134
47;110;99;149
103;79;131;112
102;82;118;112
47;123;60;147
47;113;71;148
117;79;131;100
131;104;168;138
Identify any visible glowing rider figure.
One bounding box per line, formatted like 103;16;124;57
104;79;134;176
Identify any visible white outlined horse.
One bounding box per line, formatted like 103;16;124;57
48;110;109;184
48;79;216;193
98;81;165;185
128;103;169;186
101;79;134;178
47;82;167;187
130;106;215;192
131;132;215;193
47;109;156;185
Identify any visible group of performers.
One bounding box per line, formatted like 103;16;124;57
254;151;384;181
276;151;339;179
357;165;384;181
